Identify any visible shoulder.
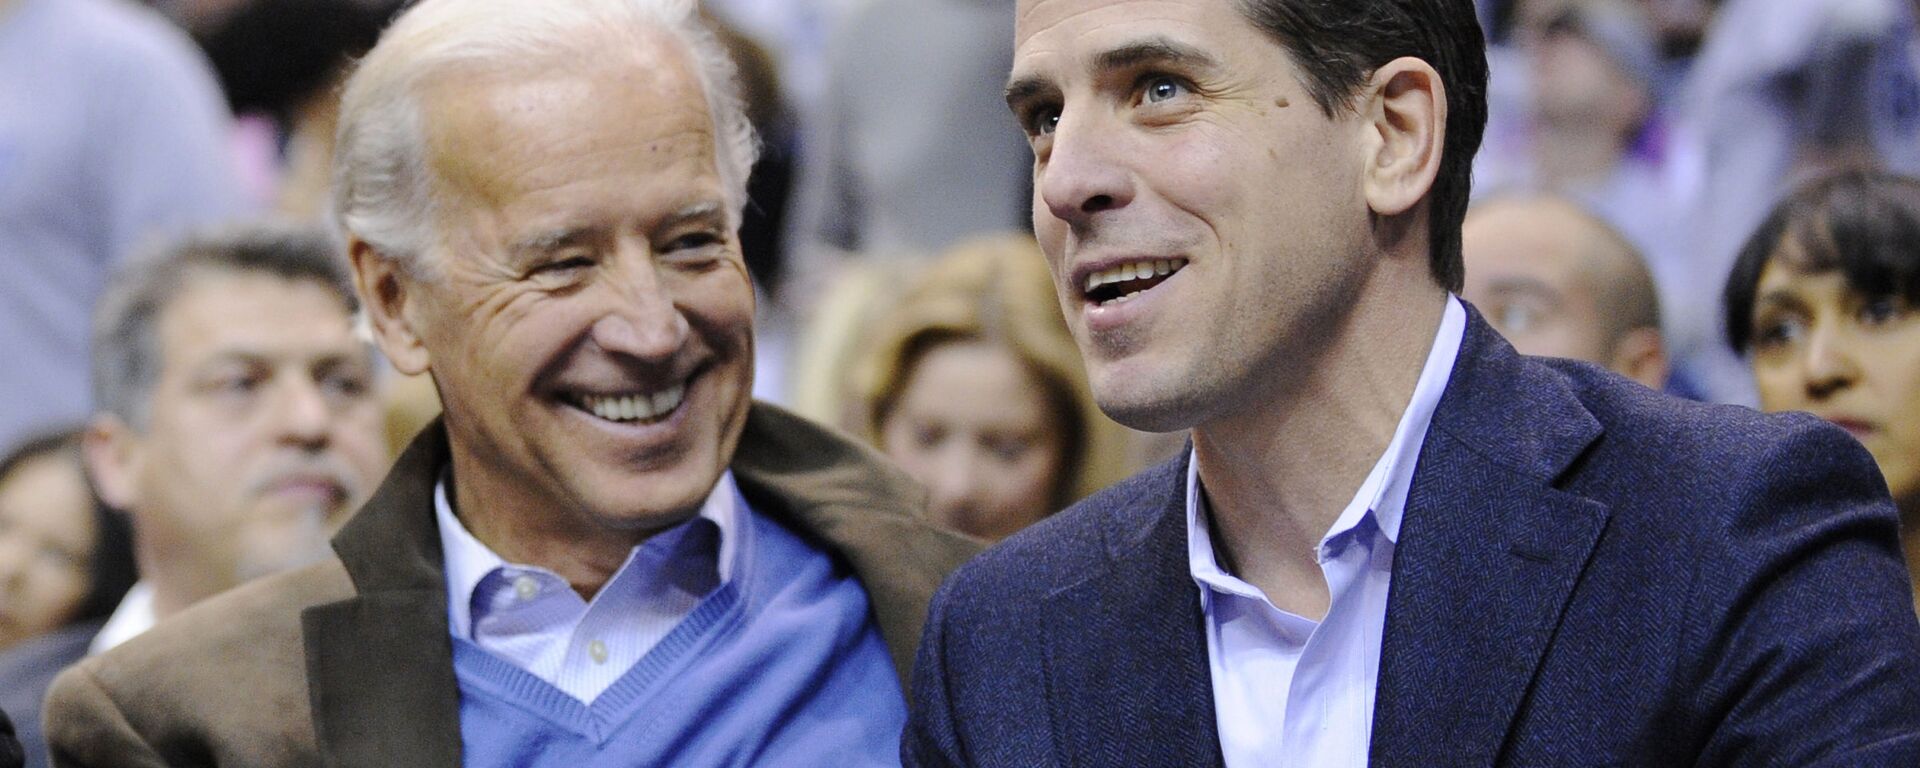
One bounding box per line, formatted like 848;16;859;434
1533;359;1870;499
44;560;352;760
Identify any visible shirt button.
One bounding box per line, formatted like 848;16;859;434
588;640;608;664
514;576;538;602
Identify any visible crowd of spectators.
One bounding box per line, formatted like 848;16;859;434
2;0;1920;763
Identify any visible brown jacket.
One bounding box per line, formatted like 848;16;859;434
44;403;979;767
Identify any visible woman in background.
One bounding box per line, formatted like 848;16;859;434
0;428;137;768
1723;170;1920;610
851;235;1131;542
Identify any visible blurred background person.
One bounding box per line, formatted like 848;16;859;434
0;0;249;453
846;235;1131;542
775;0;1033;373
1723;170;1920;611
0;429;136;768
1476;0;1695;392
192;0;403;217
81;223;388;652
1670;0;1920;403
1463;194;1671;390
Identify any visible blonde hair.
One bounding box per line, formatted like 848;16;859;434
851;235;1130;510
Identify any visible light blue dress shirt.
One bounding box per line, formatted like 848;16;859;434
1187;296;1464;767
435;472;743;703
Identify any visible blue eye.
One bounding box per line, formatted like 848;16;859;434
1143;76;1187;104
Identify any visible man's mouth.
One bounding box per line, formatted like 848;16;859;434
567;381;687;425
1084;258;1187;305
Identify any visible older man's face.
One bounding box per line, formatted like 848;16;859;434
1008;0;1375;432
403;47;754;536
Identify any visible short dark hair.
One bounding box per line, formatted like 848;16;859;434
1231;0;1489;291
0;428;137;626
91;222;360;429
1722;171;1920;353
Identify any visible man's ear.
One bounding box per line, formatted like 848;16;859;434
1607;326;1671;391
1361;56;1447;219
83;414;143;513
349;238;432;376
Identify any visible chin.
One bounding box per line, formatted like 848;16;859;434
1092;376;1209;434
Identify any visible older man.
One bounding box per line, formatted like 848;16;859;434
74;225;389;657
904;0;1920;765
1461;194;1669;389
45;0;975;765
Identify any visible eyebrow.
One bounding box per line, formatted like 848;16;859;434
1005;37;1218;113
508;202;728;260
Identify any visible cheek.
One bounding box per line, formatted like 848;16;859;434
1749;359;1804;412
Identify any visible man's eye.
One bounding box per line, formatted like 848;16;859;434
1026;106;1061;136
1141;75;1187;104
320;372;370;400
539;255;594;274
211;374;263;395
665;232;723;253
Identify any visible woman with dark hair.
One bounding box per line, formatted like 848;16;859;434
1723;170;1920;609
0;428;137;768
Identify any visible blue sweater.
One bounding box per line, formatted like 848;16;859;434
450;507;905;766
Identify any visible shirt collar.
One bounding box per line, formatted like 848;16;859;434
1187;295;1466;589
88;580;156;655
434;470;743;639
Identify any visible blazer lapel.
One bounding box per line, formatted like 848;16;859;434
303;424;464;768
1370;311;1609;766
1041;453;1224;768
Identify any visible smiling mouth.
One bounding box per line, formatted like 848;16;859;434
565;381;687;425
1084;259;1187;305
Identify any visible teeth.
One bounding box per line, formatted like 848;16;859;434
578;383;685;424
1085;258;1187;292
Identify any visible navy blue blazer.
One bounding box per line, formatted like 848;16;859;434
904;310;1920;767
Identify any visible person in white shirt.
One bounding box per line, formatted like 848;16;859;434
80;223;390;653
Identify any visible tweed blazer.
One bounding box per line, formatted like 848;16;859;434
904;308;1920;767
44;403;978;767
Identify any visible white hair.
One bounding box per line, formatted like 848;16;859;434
331;0;760;278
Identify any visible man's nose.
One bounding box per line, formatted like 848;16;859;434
276;378;334;448
1801;323;1860;399
591;248;690;361
1038;108;1134;228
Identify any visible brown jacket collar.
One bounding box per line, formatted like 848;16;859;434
306;402;978;766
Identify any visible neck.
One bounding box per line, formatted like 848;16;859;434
446;445;659;600
138;544;233;621
1194;269;1448;619
1534;122;1629;188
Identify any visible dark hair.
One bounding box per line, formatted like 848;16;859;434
1232;0;1489;292
198;0;403;124
1722;171;1920;353
91;221;360;429
0;429;138;627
